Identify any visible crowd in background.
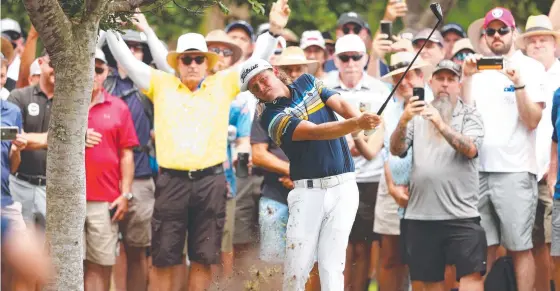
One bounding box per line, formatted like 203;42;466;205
3;0;560;290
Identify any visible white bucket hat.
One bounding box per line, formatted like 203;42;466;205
239;58;273;92
166;33;219;70
516;15;560;49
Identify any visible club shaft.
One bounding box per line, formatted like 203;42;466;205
376;19;442;115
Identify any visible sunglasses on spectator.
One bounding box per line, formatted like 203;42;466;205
3;31;21;41
94;67;105;75
343;25;362;35
209;47;233;57
484;27;512;37
274;49;283;55
338;54;364;62
453;51;474;61
180;55;206;65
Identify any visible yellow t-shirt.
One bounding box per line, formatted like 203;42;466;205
143;68;240;170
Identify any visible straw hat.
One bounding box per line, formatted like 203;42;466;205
451;38;475;57
166;33;219;70
467;18;485;53
515;15;560;49
1;36;14;65
381;52;433;82
273;46;319;74
205;29;243;64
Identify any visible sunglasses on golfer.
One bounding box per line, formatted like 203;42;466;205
338;54;364;63
342;25;362;35
484;27;512;37
180;55;206;65
209;47;233;57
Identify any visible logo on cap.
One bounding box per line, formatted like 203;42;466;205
241;64;259;84
347;12;358;18
492;8;503;18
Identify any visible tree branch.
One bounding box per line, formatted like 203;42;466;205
84;0;112;23
108;0;160;13
23;0;73;53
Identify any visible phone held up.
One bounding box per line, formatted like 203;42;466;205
477;56;504;71
413;87;425;102
380;21;392;40
0;126;18;141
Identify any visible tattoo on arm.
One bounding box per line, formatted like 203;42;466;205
390;119;411;157
438;123;478;158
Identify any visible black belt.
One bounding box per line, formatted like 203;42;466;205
15;173;46;186
161;164;224;180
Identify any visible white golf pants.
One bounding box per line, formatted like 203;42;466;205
282;173;359;291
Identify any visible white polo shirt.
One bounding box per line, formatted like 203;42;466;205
326;73;391;183
471;50;547;174
536;59;560;181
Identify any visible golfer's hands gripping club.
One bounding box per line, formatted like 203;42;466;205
357;112;381;131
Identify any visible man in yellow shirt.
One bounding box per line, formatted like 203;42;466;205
105;1;290;290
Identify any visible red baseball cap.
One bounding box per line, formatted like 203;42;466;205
483;7;516;29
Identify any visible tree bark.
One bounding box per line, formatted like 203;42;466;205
23;0;107;290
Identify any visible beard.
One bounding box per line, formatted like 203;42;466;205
488;39;513;56
430;95;454;139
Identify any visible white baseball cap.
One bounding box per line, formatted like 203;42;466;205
300;30;326;50
30;59;41;76
239;58;273;92
1;18;22;35
95;48;107;64
335;34;366;55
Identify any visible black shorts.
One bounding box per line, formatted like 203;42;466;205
405;217;487;282
349;182;380;243
151;168;227;267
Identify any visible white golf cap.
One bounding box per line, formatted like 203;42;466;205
300;30;326;50
29;59;41;76
239;58;273;92
335;34;366;55
1;18;22;34
95;48;107;64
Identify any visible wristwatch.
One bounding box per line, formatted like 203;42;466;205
122;192;133;201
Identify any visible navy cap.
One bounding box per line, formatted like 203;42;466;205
337;12;366;28
225;20;255;41
441;23;466;38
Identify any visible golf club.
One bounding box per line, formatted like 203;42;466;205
364;2;443;136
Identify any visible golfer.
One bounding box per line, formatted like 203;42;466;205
239;58;380;291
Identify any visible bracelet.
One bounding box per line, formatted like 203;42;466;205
514;85;525;91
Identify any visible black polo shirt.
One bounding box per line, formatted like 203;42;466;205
7;85;52;177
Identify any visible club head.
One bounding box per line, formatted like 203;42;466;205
430;3;443;21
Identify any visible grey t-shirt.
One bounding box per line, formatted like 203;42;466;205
403;100;485;220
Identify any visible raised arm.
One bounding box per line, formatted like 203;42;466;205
105;30;151;91
325;94;362;119
131;11;175;74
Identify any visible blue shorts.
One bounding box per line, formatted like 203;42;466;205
259;196;289;263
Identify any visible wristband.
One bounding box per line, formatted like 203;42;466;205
513;85;525;91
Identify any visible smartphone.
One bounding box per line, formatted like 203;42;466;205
477;57;504;70
236;152;250;178
413;87;425;102
359;102;371;113
380;21;392;40
109;207;117;219
0;126;18;141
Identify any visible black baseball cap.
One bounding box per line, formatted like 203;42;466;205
441;23;467;38
337;12;366;28
433;59;461;77
225;20;255;41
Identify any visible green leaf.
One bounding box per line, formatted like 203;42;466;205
217;1;230;15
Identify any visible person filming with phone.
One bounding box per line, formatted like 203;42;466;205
462;7;547;291
390;59;486;291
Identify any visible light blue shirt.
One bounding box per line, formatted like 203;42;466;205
382;97;412;186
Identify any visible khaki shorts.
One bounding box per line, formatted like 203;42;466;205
84;202;119;266
119;178;155;247
373;179;400;236
533;181;552;245
221;198;236;253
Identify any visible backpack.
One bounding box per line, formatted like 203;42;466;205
484;256;517;291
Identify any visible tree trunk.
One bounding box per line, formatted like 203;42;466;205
404;0;456;30
43;26;97;291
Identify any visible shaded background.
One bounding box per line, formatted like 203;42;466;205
1;0;555;50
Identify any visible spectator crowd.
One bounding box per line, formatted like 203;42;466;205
5;0;560;291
